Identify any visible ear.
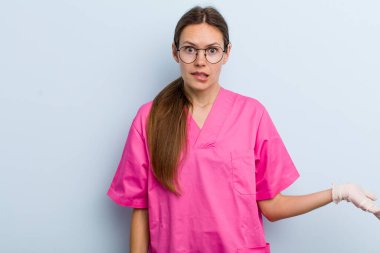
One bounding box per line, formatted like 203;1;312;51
172;42;179;63
222;43;232;65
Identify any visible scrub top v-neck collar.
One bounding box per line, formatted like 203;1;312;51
186;86;235;149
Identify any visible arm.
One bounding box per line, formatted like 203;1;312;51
257;189;333;222
258;184;380;222
130;208;150;253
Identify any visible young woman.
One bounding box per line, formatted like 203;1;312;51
107;6;380;253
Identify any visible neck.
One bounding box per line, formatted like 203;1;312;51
184;83;221;108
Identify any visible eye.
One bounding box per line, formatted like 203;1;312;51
207;47;219;55
183;46;196;54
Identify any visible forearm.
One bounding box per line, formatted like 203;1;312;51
259;189;333;222
278;189;333;219
130;208;150;253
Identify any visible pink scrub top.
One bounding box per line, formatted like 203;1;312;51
107;86;300;253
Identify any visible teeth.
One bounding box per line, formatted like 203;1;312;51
192;73;208;78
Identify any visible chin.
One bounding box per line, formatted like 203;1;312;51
186;82;210;90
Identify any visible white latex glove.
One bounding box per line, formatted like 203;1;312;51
332;183;380;220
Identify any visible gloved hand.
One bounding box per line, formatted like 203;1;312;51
332;183;380;220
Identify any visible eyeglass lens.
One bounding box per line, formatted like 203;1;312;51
178;46;224;64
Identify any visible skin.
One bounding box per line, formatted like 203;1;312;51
130;22;334;253
258;190;333;222
130;208;149;253
172;23;232;128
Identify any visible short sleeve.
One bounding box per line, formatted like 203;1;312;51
106;118;149;208
254;105;300;201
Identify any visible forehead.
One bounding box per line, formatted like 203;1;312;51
179;23;224;46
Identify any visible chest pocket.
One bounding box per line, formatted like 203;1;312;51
230;149;256;195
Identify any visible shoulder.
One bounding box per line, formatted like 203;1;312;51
223;86;267;115
135;100;154;119
131;100;153;136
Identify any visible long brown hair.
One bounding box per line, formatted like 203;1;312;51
146;6;230;196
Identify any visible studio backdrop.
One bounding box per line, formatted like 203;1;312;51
0;1;379;252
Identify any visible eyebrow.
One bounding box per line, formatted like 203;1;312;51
181;41;222;47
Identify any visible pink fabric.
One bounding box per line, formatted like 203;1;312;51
107;86;300;253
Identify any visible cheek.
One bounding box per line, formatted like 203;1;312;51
179;64;193;82
179;64;189;75
210;65;223;78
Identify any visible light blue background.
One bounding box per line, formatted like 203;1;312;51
1;1;379;252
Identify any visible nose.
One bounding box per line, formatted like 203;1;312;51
194;49;207;66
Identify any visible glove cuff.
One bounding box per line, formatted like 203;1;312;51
332;183;342;204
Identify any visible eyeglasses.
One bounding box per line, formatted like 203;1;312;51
177;45;226;64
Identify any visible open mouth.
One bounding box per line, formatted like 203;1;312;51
191;72;209;81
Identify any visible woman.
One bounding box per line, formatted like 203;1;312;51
107;5;380;253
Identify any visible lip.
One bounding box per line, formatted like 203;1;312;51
191;71;209;76
191;71;209;82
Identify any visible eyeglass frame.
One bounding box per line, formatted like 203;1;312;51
176;45;228;64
